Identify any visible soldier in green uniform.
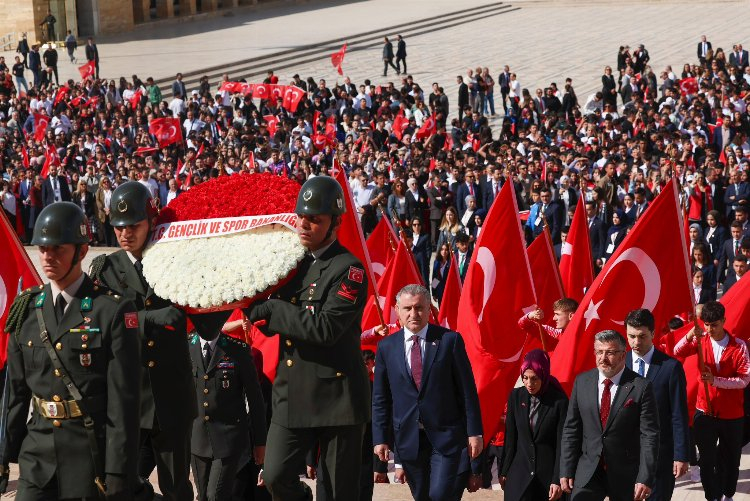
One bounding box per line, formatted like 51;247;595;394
1;201;141;500
88;182;195;500
246;176;371;501
187;312;267;501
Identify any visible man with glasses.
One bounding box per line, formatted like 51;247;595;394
560;330;658;501
674;301;750;501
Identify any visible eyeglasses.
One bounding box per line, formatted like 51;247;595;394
594;350;624;358
412;223;421;226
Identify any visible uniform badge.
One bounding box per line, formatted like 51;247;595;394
80;353;92;367
222;380;230;389
46;402;59;417
80;297;92;311
303;190;313;201
83;317;91;324
124;312;139;329
80;224;87;237
348;266;364;283
117;200;128;213
305;305;315;314
337;283;358;303
35;292;46;308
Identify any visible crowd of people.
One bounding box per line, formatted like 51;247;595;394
1;27;750;501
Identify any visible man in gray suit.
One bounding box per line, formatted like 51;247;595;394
560;330;659;501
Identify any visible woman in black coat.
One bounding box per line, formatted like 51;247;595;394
501;349;568;501
72;180;97;243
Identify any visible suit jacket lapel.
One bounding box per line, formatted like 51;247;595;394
646;353;662;382
207;340;225;373
51;278;92;343
605;370;635;431
396;329;414;388
420;325;440;391
533;393;551;440
115;251;147;297
41;284;59;336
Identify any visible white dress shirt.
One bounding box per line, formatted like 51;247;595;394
49;273;86;315
711;334;730;371
630;346;655;377
598;366;625;409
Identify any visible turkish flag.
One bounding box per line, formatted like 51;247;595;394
249;323;280;383
282;86;306;113
21;146;29;169
0;210;43;366
40;144;60;178
331;43;347;76
525;228;565;352
550;179;694;393
457;180;538;442
415;115;436;140
253;84;270;100
312;134;329;151
437;252;462;330
559;197;593;303
149;117;183;147
33;113;50;142
219;81;245;94
361;239;423;330
366;216;397;285
129;90;142;109
332;161;379;304
392;113;408;141
134;146;159;156
246;151;256;171
53;87;70;106
269;84;287;102
679;77;699;97
78;60;96;81
263;115;279;137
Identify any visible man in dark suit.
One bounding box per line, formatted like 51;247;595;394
41;165;72;207
718;222;744;282
408;220;431;287
723;255;747;293
456;173;480;218
372;284;483;501
560;330;659;501
89;182;196;500
729;44;749;69
396;35;407;74
245;177;371;500
426;172;445;250
697;35;712;64
497;65;511;115
84;37;99;79
456;76;469;121
455;232;472;283
586;201;606;262
187;313;267;501
482;166;504;210
382;37;398;76
534;188;565;244
624;309;689;501
723;170;748;219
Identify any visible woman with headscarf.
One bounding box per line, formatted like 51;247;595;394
687;223;706;258
500;349;568;501
600;209;628;265
470;208;487;243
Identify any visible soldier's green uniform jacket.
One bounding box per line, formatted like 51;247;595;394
254;240;371;428
2;276;141;498
90;250;197;433
189;333;267;459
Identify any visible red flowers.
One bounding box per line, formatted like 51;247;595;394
159;173;300;224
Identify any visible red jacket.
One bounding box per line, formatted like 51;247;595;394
675;331;750;420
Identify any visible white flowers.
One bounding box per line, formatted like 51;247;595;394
142;224;305;309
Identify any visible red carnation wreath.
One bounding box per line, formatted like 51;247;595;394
142;173;305;312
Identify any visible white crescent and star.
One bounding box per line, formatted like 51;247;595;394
0;275;7;318
584;247;661;329
475;246;496;323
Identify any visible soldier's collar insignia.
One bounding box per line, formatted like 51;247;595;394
34;292;46;307
191;334;198;344
80;297;92;311
117;200;128;213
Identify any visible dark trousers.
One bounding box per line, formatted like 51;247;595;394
263;422;364;501
400;431;467;501
232;460;271;501
648;459;676;501
694;411;744;500
396;56;407;74
138;422;194;501
102;216;116;247
48;65;58;85
570;463;630;501
192;453;240;501
383;58;398;76
16;476;95;501
500;89;510;112
481;444;503;488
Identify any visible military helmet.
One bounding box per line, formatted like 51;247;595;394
109;181;159;227
295;176;345;216
31;201;89;246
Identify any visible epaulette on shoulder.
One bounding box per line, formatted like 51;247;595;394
222;334;248;349
4;285;44;336
98;287;122;302
88;254;107;283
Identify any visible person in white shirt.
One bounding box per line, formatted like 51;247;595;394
353;173;374;221
169;95;186;118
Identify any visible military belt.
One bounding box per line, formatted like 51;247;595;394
33;395;82;419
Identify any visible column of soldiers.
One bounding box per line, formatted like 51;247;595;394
0;175;370;501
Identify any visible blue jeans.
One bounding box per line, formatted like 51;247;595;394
484;92;495;115
15;76;28;93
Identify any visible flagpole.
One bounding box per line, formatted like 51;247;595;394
534;213;553;352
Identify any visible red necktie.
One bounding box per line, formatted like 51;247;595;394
469;184;474;196
600;379;612;428
410;335;423;390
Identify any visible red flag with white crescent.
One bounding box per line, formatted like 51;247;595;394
282;86;306;113
525;228;565;352
149;117;183;147
365;216;397;285
437;252;462;331
263;115;279;137
253;84;270;100
331;44;347;76
33;113;50;143
558;197;593;303
550;179;694;393
0;210;43;366
415;115;436;140
78;60;96;81
456;180;538;442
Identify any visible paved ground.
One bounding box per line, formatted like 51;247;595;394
7;0;750;498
